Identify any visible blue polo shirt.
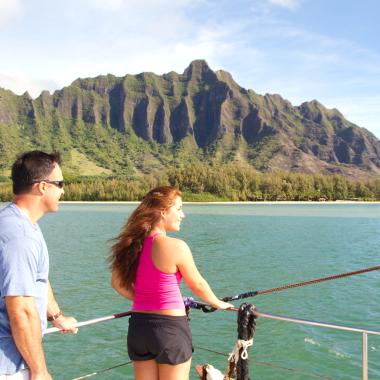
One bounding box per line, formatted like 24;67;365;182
0;203;49;375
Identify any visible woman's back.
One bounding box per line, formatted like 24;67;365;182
132;234;185;312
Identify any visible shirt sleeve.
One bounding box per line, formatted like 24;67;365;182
0;237;39;297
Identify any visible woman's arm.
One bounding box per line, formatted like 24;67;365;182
111;269;134;300
175;239;233;309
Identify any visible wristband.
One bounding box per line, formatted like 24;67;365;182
47;310;62;322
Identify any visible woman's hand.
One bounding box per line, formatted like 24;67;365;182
213;300;234;310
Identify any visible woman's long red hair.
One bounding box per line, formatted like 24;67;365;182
109;186;182;289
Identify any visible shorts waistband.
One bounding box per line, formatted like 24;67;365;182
130;313;188;322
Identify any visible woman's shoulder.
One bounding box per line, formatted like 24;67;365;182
154;235;190;252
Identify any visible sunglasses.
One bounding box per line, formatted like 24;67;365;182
32;180;64;189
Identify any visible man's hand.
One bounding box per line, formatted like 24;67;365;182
51;315;78;334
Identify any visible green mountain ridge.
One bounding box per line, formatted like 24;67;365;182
0;60;379;179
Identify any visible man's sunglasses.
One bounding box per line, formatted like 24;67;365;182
32;180;64;189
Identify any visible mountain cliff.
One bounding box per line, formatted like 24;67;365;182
0;60;379;178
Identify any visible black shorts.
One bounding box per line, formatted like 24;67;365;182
127;313;193;365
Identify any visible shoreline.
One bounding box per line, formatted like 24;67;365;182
2;201;379;206
59;200;380;205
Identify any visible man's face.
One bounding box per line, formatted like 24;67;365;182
42;164;65;213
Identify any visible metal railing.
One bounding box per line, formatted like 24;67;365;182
254;310;380;380
45;307;380;380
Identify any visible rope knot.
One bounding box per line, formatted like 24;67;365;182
228;338;254;364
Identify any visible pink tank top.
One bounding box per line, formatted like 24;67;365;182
132;234;185;311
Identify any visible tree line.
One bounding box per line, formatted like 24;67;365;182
1;164;379;202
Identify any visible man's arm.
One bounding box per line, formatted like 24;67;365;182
5;296;52;380
47;280;78;333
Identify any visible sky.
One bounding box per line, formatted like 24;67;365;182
1;0;379;138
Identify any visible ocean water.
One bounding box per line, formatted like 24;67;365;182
2;203;380;379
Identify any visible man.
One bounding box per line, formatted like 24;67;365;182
0;151;78;380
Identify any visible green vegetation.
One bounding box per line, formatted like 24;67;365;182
1;60;380;198
1;163;379;202
67;149;112;175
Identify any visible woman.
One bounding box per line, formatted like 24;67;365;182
109;186;233;380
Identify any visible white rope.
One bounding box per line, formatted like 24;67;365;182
228;338;254;364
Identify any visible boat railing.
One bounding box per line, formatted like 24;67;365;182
45;307;380;380
254;310;380;380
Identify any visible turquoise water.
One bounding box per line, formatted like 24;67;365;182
2;203;380;379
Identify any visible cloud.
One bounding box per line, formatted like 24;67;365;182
87;0;124;11
268;0;301;10
0;72;59;98
43;0;239;81
173;26;240;65
0;0;22;26
86;0;196;12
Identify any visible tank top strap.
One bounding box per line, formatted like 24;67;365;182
140;233;162;263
